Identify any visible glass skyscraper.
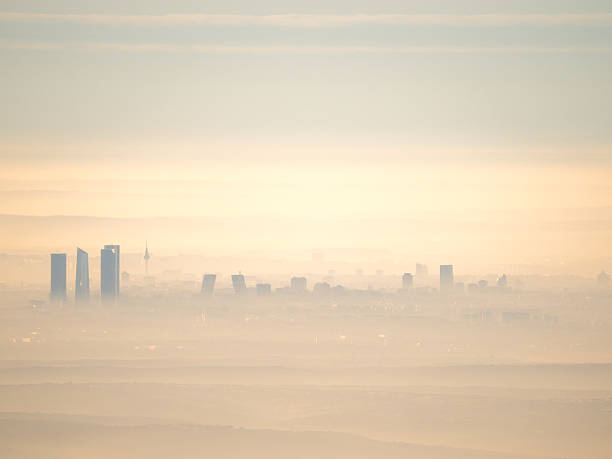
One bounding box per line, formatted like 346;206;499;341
50;253;67;300
75;247;89;301
101;245;120;301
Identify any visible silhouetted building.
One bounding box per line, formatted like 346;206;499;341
105;245;120;293
497;274;508;289
402;272;413;289
121;271;130;284
256;283;271;296
416;263;428;277
50;253;67;300
201;274;216;295
313;282;331;295
101;245;120;301
75;248;89;302
232;274;247;295
440;265;454;291
468;283;479;294
144;241;151;275
291;276;307;292
478;279;488;289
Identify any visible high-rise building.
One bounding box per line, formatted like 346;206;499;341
416;263;428;277
291;276;307;292
101;245;120;301
440;265;454;291
232;274;247;295
313;282;331;295
75;248;89;302
402;272;414;289
256;283;271;296
201;274;216;295
50;253;67;300
104;245;120;295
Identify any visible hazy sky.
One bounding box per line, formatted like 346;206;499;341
0;1;611;268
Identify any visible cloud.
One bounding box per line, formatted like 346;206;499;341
2;41;612;54
1;12;612;28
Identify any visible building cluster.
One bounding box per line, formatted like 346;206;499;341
50;245;121;302
50;245;520;301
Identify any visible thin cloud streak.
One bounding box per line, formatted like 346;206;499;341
2;41;612;54
2;12;612;27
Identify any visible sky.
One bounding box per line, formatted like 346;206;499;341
0;0;611;272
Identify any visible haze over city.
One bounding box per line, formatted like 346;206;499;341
1;0;612;458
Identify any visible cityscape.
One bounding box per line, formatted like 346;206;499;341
2;0;612;458
2;241;611;459
47;243;522;301
45;243;611;302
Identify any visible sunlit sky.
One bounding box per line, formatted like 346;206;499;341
1;0;611;270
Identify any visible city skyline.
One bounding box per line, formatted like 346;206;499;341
1;2;612;457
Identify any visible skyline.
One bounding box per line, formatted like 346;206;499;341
3;3;612;459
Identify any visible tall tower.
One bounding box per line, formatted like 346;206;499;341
232;274;247;295
101;245;120;301
440;264;454;291
201;274;216;295
50;253;67;301
75;247;90;302
402;272;414;289
104;244;120;296
144;241;151;276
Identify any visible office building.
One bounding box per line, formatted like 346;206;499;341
313;282;331;295
201;274;216;295
50;253;67;300
101;245;120;301
104;245;120;294
256;283;271;296
232;274;247;295
416;263;428;277
75;248;89;301
440;265;454;291
291;276;307;292
402;272;414;289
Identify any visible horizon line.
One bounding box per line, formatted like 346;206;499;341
2;12;612;28
3;41;612;54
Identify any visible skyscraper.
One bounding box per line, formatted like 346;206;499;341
50;253;67;301
291;276;307;292
402;272;414;289
201;274;216;296
440;265;454;291
232;274;247;295
416;263;428;277
75;247;89;302
104;245;120;295
101;245;120;301
256;283;271;296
